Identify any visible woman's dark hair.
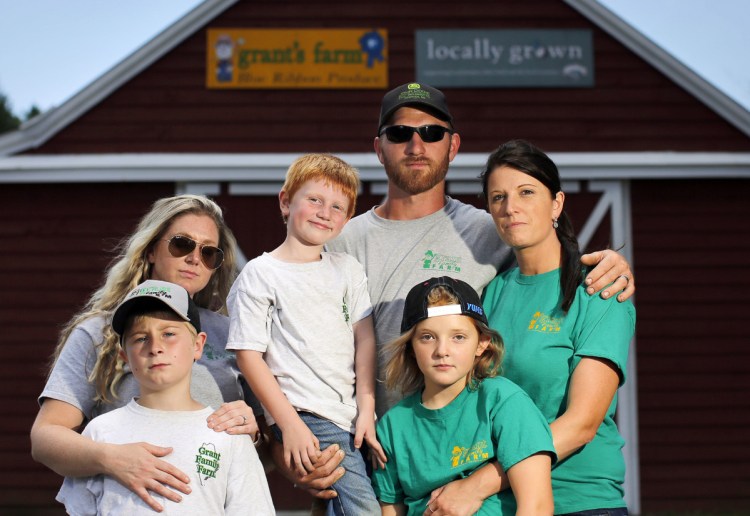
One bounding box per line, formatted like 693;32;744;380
480;139;582;313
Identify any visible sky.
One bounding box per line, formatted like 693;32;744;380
1;0;749;116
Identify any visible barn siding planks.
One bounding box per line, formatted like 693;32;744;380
632;179;750;512
0;183;173;511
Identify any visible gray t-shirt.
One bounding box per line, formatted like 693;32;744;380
327;197;509;415
40;307;242;419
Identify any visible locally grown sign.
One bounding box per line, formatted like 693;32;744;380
416;29;593;88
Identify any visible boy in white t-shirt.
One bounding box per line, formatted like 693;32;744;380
226;153;385;515
56;280;274;515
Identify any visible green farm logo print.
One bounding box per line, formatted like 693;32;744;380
421;250;462;273
342;296;350;323
195;443;221;485
202;341;230;361
451;440;489;468
527;311;563;333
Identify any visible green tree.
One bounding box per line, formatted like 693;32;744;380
25;105;41;121
0;93;21;134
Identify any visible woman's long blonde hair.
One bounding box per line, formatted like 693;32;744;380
382;285;504;396
49;195;238;403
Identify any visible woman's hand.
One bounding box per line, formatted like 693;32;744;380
31;400;192;512
101;442;191;512
423;479;485;516
206;400;259;439
423;461;505;516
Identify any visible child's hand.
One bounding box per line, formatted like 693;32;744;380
281;417;321;476
354;414;387;469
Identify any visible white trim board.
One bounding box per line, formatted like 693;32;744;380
1;152;749;184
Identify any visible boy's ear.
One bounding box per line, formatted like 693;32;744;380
475;333;491;357
193;332;207;361
278;190;291;220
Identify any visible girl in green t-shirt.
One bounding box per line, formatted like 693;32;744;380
372;276;556;515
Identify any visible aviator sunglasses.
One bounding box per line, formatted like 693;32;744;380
380;124;454;144
163;235;225;270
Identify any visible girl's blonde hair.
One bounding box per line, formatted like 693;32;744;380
382;285;504;396
50;194;238;403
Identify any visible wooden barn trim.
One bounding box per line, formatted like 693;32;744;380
2;151;750;185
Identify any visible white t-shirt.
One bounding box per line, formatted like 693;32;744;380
226;252;372;432
56;399;274;515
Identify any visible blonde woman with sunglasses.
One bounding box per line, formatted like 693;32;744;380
30;195;261;512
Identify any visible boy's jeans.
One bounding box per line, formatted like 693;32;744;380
273;412;380;516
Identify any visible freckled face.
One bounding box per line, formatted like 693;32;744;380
280;178;351;247
412;314;489;402
486;166;563;251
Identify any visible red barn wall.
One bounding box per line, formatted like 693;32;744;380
631;178;750;512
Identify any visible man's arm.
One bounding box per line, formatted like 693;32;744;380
581;249;635;302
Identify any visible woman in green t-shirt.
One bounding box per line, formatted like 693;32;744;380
479;139;635;515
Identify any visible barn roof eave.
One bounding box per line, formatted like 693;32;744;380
0;0;240;157
565;0;750;138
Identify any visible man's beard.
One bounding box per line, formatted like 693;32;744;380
382;151;451;195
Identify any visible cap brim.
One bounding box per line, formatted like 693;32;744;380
112;296;191;336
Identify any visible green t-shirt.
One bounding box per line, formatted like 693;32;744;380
482;267;635;514
372;377;555;515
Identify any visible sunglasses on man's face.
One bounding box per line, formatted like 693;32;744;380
379;124;454;144
164;235;224;270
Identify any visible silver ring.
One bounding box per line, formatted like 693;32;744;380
241;415;247;425
428;505;435;513
618;274;630;285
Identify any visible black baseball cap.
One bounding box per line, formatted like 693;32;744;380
378;82;453;133
401;276;488;333
112;280;202;337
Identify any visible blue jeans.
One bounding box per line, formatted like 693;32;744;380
273;412;379;516
558;509;629;516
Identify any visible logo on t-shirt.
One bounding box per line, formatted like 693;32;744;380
202;341;231;360
421;249;462;273
451;440;489;468
342;296;350;323
195;443;222;485
527;311;562;333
